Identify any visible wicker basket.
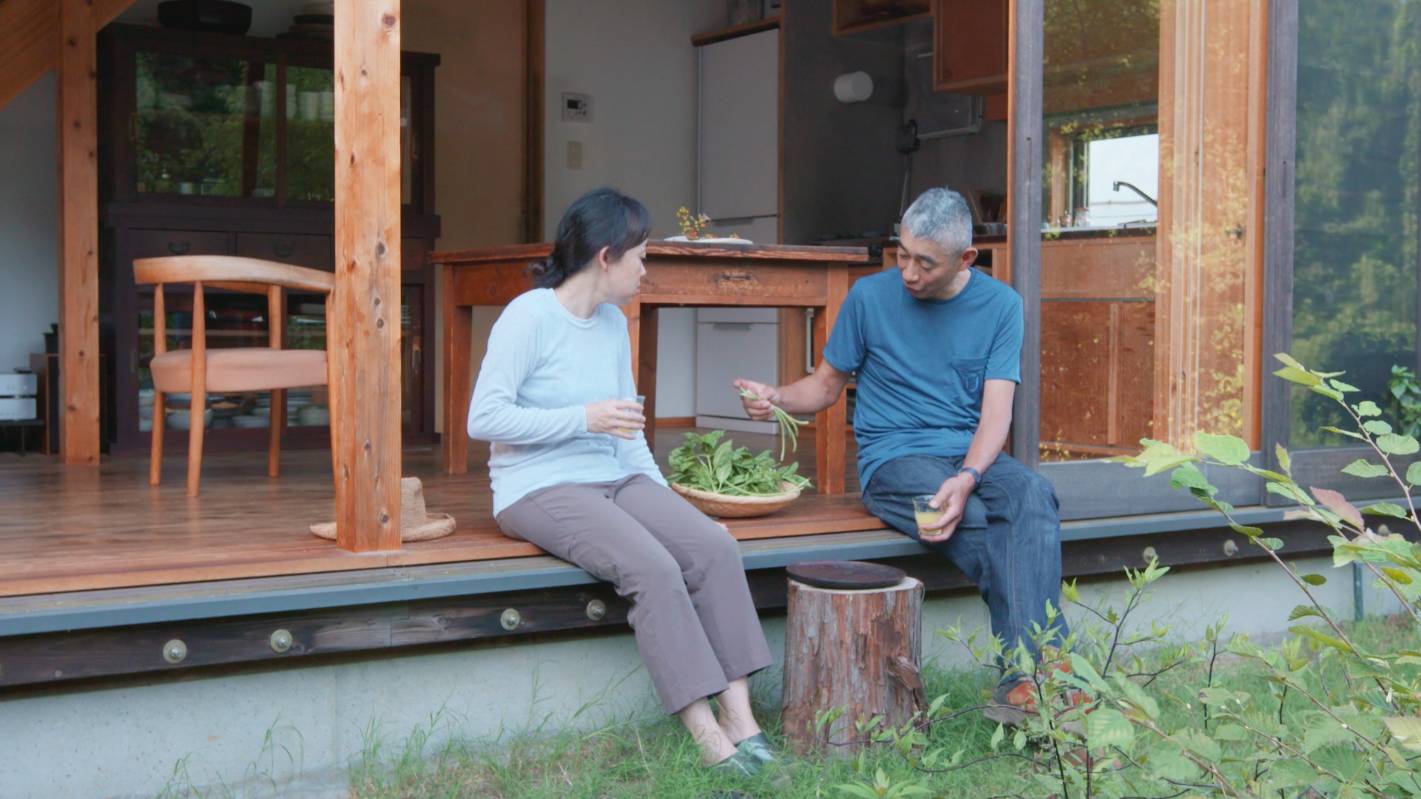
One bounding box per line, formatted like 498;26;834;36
670;481;803;518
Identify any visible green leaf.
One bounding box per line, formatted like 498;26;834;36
1406;462;1421;486
1289;604;1323;621
1378;434;1421;456
1291;625;1355;654
1342;459;1389;479
1274;352;1306;370
1175;730;1221;762
1169;463;1215;494
1356;400;1382;417
1274;365;1321;386
1194;432;1250;465
1214;723;1247;741
1259;537;1284;552
989;722;1005;750
1300;573;1328;586
1362;502;1410;520
1304;719;1355;753
1310;383;1344;401
1086;707;1134;749
1229;522;1263;538
1381;566;1413;585
1363;419;1394;436
1384;716;1421;752
1266;481;1315;505
1330;379;1360;393
1321;425;1366;440
1275;443;1292;475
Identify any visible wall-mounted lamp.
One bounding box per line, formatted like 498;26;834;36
833;71;874;104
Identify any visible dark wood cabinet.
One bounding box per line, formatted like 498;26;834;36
98;24;440;453
833;0;930;35
932;0;1008;94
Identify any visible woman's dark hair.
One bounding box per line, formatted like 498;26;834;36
530;188;652;288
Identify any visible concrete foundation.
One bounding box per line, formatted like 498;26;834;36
0;555;1403;798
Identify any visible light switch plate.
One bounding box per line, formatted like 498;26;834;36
566;140;583;169
561;92;591;122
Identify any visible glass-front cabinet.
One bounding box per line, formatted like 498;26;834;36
98;24;439;453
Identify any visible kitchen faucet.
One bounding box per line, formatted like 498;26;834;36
1112;180;1158;207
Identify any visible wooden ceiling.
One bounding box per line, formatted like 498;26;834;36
0;0;133;110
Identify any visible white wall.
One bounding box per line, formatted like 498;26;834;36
0;74;59;374
544;0;726;418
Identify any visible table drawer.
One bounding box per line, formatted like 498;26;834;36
641;263;828;305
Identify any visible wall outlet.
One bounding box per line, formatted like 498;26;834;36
561;92;591;123
566;140;583;170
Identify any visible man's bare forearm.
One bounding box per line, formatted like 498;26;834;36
773;363;849;416
960;381;1015;479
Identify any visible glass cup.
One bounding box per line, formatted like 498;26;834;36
912;494;944;535
614;394;646;438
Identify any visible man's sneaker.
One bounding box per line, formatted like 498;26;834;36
984;662;1092;731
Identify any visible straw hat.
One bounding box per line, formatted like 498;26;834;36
309;477;456;542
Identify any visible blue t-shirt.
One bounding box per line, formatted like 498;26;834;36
823;268;1023;489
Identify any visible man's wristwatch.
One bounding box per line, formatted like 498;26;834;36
958;466;981;488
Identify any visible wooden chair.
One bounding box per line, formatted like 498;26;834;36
134;255;336;496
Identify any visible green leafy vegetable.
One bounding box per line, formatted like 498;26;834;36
666;430;811;496
737;388;809;459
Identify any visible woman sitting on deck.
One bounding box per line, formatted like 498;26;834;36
467;187;777;776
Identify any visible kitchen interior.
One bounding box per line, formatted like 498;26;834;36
689;0;1160;461
0;0;1161;468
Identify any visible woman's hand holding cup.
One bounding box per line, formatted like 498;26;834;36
586;396;645;439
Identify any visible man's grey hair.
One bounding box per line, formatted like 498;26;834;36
901;188;973;255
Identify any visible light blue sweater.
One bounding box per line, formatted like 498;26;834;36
467;288;666;516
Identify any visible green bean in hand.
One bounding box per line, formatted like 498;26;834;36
738;387;809;460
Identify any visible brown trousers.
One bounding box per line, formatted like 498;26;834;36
496;474;773;714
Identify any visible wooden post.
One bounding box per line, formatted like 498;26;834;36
1154;0;1267;449
58;0;101;466
332;0;403;551
781;576;925;756
814;264;849;495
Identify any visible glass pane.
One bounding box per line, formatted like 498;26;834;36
284;68;413;205
1290;1;1421;445
134;51;276;198
286;66;335;202
1038;0;1160;461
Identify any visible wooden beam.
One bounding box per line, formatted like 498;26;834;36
58;0;101;466
523;0;544;242
1008;0;1044;466
1154;0;1267;450
0;0;134;111
332;0;403;552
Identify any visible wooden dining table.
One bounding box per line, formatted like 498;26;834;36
431;240;876;495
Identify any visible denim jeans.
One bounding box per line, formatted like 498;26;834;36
861;453;1068;671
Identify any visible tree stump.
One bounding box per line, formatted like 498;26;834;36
781;575;926;756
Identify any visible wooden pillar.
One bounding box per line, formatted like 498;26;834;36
332;0;403;552
58;0;101;466
1155;0;1267;449
1007;0;1044;466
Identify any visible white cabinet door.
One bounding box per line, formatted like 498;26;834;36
699;30;778;221
695;320;778;432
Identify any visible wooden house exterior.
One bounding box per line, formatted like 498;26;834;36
0;0;1416;792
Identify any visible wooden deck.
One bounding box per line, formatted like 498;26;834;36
0;428;876;598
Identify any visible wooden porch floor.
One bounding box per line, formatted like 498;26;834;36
0;428;876;597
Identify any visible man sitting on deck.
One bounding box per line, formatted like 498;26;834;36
735;187;1066;724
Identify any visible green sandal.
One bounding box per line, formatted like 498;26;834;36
710;748;762;778
734;732;784;765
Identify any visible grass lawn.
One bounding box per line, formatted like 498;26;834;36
347;614;1420;799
